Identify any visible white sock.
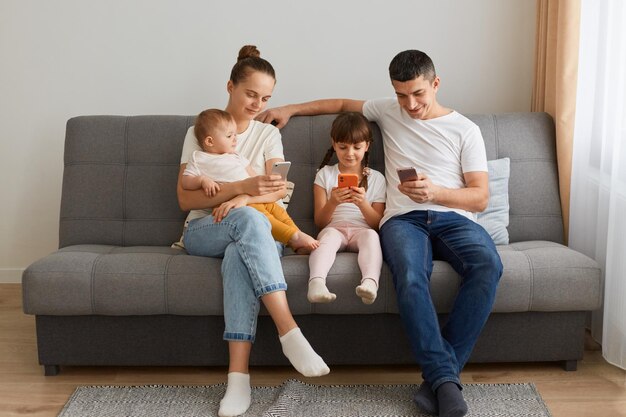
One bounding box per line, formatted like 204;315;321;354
355;278;378;304
279;327;330;377
218;372;251;417
307;278;337;303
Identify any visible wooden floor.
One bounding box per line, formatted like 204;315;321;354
2;284;625;417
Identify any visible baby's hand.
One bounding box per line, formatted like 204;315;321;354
201;177;220;197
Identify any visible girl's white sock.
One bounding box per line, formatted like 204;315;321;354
356;278;378;304
218;372;251;417
307;277;337;303
279;327;330;377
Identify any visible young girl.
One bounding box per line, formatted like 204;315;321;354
308;112;386;304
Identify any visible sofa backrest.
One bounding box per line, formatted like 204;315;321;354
59;112;562;248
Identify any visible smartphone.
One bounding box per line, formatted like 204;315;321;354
271;161;291;180
397;166;418;183
338;173;359;188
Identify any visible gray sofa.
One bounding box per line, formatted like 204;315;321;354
22;113;601;376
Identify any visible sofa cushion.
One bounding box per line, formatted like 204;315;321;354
22;242;601;316
477;158;510;245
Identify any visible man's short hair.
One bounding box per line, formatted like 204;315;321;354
389;50;436;82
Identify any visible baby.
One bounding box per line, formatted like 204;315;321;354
182;109;319;254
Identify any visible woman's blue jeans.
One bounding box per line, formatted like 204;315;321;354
183;206;287;342
380;210;502;391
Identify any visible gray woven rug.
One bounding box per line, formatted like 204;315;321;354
58;379;552;417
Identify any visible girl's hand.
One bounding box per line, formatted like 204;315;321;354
200;177;220;197
242;175;285;196
329;186;352;206
348;186;369;208
213;195;250;223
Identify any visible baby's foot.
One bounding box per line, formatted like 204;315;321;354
355;278;378;304
280;327;330;377
289;231;319;255
308;278;337;303
218;372;251;417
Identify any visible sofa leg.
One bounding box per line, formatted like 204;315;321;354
44;365;60;376
563;360;577;371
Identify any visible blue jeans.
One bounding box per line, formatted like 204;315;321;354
183;206;287;342
380;210;502;391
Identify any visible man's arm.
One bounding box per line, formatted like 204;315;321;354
256;99;365;129
398;171;489;213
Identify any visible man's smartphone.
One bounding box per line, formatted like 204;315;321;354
338;173;359;188
397;167;418;183
271;161;291;180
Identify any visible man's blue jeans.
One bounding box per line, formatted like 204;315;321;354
380;210;502;391
183;207;287;342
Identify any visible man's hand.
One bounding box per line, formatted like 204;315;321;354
212;195;250;223
255;106;292;129
242;175;285;196
398;173;440;204
200;176;220;197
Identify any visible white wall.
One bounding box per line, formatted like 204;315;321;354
0;0;536;282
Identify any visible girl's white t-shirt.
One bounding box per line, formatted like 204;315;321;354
362;98;487;226
180;120;284;224
314;164;386;229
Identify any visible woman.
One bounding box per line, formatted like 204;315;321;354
177;45;329;417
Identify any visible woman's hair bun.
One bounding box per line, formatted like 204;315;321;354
237;45;261;61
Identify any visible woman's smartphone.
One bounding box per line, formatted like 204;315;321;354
397;167;418;183
338;173;359;188
271;161;291;180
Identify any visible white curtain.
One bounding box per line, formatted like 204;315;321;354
569;0;626;369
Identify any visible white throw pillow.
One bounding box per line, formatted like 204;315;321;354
477;158;510;245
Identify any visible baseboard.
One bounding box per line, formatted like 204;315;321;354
0;269;23;283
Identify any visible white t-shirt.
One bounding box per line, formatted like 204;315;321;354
183;151;251;182
314;164;386;229
362;98;488;226
180;120;284;177
180;120;284;224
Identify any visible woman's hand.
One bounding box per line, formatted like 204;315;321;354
242;175;285;196
212;195;250;223
398;173;440;204
255;106;293;129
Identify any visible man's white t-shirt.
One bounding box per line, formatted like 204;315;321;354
180;120;284;224
314;164;386;229
362;98;488;226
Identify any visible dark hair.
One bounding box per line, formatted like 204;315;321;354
318;112;373;190
388;49;436;82
229;45;276;85
194;109;234;149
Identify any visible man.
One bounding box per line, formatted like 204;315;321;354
258;50;502;417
